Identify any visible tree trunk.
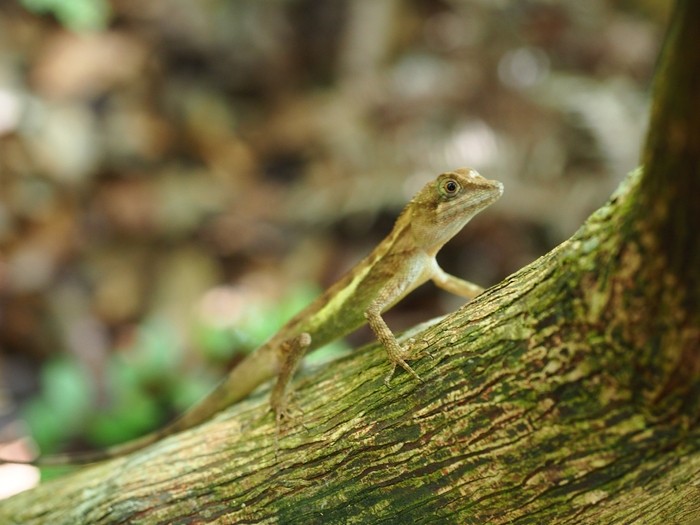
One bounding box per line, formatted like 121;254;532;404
2;0;700;523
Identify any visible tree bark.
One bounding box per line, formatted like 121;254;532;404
2;0;700;523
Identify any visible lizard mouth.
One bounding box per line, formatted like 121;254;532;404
468;181;504;202
442;181;503;221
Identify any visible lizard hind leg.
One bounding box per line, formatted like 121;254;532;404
269;333;311;451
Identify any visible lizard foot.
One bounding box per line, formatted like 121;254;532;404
273;394;306;431
384;342;425;387
272;396;306;456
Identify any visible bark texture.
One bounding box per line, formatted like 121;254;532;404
2;1;700;523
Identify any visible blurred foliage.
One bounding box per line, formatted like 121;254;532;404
21;359;92;453
194;283;350;371
193;286;323;362
19;0;110;31
22;285;347;453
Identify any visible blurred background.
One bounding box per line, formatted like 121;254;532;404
0;0;668;495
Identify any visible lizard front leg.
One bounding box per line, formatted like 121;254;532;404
364;275;424;387
431;265;484;299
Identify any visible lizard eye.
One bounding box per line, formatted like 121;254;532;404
439;178;461;198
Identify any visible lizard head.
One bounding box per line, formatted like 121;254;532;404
409;167;503;253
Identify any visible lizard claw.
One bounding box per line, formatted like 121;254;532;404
383;337;426;387
273;400;306;458
384;356;422;387
384;363;397;388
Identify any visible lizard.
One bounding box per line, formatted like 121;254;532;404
1;167;503;466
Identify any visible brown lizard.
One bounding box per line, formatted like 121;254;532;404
2;167;503;465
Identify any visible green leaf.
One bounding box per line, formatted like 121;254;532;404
21;358;93;452
171;373;219;412
127;316;185;383
19;0;111;32
84;358;161;447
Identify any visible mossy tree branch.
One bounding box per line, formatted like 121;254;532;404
1;0;699;523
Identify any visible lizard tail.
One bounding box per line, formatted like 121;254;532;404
0;417;179;467
0;344;281;467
